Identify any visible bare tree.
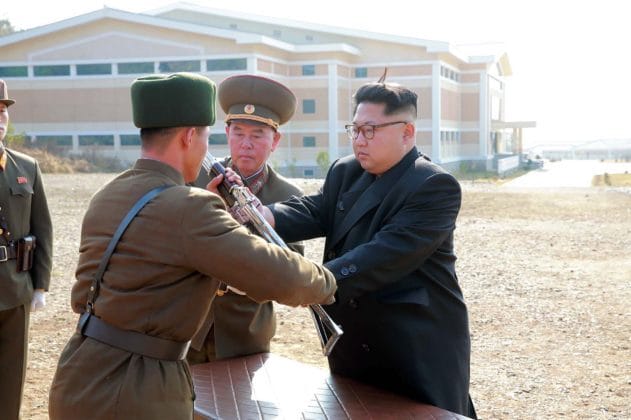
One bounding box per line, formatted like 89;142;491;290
0;19;15;36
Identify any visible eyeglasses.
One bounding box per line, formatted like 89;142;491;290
344;121;409;141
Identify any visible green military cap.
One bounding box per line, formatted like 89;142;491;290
218;75;296;130
0;79;16;107
131;72;216;128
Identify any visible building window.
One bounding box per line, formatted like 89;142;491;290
355;67;367;78
120;134;141;146
302;65;315;76
118;62;154;74
159;60;200;73
303;136;316;147
0;66;28;77
34;65;70;77
34;135;73;147
77;63;111;76
303;99;316;114
440;65;460;82
441;131;461;141
78;135;114;146
273;29;282;38
209;134;227;145
229;23;238;29
303;169;315;177
206;58;247;71
305;35;314;41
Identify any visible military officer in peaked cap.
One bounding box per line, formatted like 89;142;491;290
187;74;307;363
0;79;53;420
49;72;336;419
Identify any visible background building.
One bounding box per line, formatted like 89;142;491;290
528;139;631;161
0;3;534;176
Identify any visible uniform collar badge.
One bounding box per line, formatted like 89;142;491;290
17;176;27;184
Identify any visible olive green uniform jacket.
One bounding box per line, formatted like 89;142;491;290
0;148;52;419
0;148;52;309
48;159;336;420
188;160;304;361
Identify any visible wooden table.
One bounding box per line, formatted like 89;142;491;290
190;352;470;419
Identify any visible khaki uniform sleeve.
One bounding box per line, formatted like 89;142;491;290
181;192;336;306
29;162;53;291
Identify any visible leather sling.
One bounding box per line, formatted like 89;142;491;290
77;185;191;361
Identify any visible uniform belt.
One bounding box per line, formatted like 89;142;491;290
77;313;190;361
0;243;17;262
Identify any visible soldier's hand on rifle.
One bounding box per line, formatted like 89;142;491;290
206;167;242;204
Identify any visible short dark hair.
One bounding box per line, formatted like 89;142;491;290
140;127;177;139
352;82;418;118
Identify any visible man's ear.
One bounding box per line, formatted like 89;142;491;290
182;127;196;148
271;131;281;152
402;122;416;145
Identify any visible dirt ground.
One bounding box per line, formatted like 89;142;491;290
21;174;630;419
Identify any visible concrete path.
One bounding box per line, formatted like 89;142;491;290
503;160;631;188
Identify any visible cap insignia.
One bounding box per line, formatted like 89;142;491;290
244;104;255;114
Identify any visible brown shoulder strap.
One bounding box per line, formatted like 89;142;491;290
84;185;173;315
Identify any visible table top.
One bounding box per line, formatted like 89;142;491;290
190;352;470;419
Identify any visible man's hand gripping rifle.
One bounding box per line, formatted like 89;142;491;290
202;152;343;357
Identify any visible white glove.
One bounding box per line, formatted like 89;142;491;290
30;289;46;312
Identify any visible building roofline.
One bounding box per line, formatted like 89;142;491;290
1;2;507;63
146;1;452;53
0;6;360;55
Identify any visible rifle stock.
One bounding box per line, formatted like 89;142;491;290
202;152;342;356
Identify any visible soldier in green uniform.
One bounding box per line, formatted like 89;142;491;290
187;74;305;363
48;73;336;419
0;79;53;420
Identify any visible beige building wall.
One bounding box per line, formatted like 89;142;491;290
0;6;515;174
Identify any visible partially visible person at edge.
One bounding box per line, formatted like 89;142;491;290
47;72;336;419
187;74;305;363
259;75;477;417
0;79;53;420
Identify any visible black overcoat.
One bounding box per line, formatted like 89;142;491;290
271;147;475;417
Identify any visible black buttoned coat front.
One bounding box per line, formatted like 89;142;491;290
271;147;475;417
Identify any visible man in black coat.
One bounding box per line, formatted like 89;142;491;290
264;80;476;417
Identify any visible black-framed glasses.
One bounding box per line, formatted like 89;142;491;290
345;121;409;141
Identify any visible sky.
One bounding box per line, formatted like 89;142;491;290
2;0;630;148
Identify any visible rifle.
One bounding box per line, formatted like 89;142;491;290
202;152;343;357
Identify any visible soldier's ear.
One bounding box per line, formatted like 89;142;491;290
181;127;196;147
271;131;281;152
